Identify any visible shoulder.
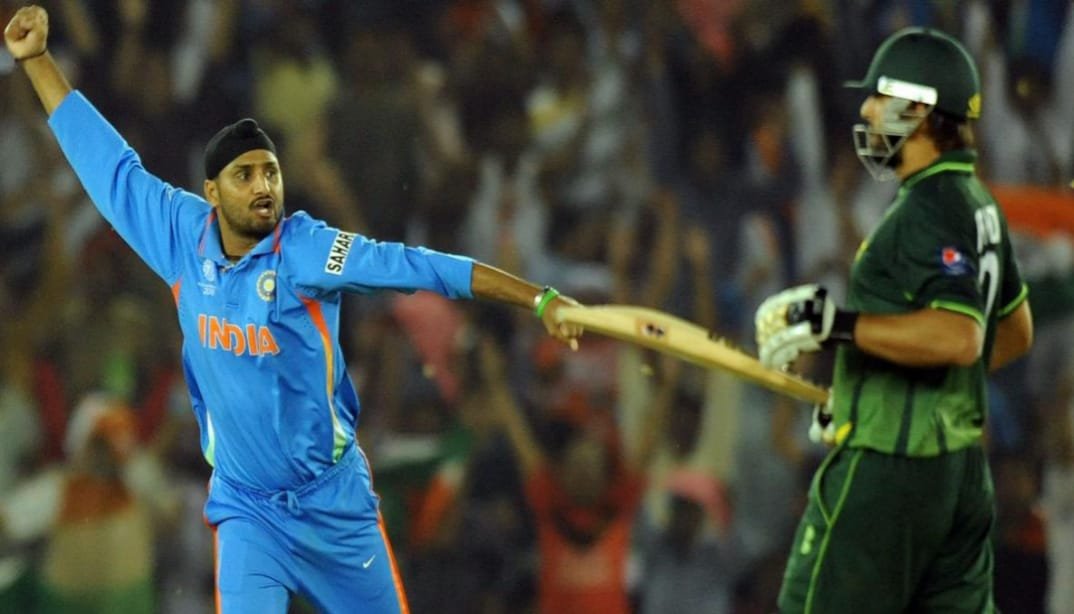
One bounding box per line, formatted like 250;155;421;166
276;212;373;282
280;212;373;261
281;210;325;237
896;182;974;233
282;211;367;241
173;192;214;235
178;189;213;213
281;211;349;248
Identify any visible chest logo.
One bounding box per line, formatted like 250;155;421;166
324;231;357;275
197;314;280;356
257;270;277;302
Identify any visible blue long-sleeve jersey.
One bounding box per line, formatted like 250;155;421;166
50;92;475;491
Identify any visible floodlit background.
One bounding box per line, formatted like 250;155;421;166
1;1;1072;613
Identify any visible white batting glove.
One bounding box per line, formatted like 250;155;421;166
754;284;857;369
809;396;837;446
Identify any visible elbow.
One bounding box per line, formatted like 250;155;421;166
1017;324;1034;357
1020;309;1035;354
998;301;1035;364
951;345;982;367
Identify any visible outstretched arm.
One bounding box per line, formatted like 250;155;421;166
470;262;583;350
4;6;72;115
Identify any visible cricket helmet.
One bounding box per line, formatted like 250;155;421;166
846;27;981;180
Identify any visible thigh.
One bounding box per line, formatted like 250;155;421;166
214;518;292;614
778;448;913;614
910;448;996;613
297;514;408;614
290;454;408;614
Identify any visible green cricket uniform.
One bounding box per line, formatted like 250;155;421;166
778;150;1029;613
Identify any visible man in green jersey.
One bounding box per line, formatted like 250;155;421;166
754;27;1034;613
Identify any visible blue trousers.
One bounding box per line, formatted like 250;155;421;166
204;445;408;613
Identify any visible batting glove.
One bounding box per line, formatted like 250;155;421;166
809;396;836;446
754;284;857;369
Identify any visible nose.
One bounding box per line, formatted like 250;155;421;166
859;95;883;123
253;171;271;195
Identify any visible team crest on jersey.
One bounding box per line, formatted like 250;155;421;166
324;231;356;275
256;270;277;301
940;246;971;275
199;259;217;295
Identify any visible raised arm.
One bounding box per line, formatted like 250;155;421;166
7;5;204;285
4;6;71;115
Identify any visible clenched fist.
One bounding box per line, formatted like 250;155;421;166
4;5;49;61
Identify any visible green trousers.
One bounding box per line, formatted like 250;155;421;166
778;445;996;613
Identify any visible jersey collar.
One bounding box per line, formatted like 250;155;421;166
198;210;285;264
900;149;977;192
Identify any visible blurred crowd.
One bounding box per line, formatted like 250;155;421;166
1;0;1074;613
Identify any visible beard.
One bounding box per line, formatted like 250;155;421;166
218;199;282;241
866;130;905;170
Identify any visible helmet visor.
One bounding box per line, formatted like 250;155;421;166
852;96;932;181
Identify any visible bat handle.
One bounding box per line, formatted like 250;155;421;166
809;402;834;444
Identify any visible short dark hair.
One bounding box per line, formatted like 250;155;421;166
926;110;975;152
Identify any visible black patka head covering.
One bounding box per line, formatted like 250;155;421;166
203;118;277;179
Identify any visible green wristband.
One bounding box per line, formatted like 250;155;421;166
534;286;560;318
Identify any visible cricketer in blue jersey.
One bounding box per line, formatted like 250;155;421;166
5;6;585;613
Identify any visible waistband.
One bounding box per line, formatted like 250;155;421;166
211;444;364;515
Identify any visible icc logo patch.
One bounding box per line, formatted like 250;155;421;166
256;270;277;302
940;246;971;275
199;259;218;295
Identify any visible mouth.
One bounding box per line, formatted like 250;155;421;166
251;197;276;219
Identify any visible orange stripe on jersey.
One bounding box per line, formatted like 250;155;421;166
299;295;333;391
272;219;284;253
300;295;332;374
378;515;411;614
171;279;182;306
213;527;222;614
298;295;346;459
198;210;217;256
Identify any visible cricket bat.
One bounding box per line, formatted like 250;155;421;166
555;304;829;405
